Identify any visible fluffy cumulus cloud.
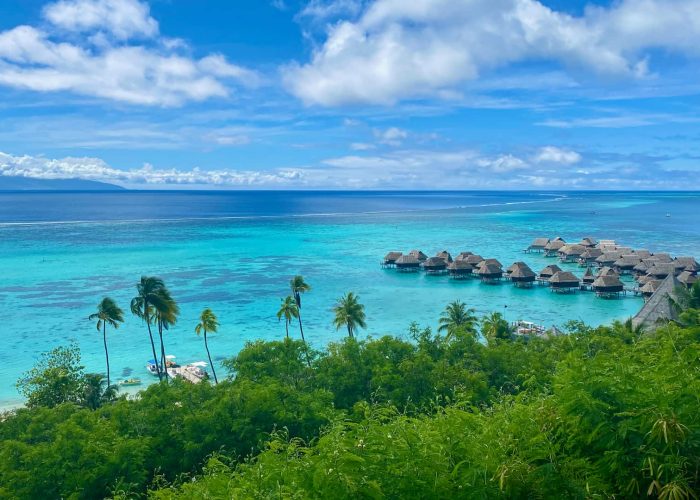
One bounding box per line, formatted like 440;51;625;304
0;152;302;187
533;146;581;165
0;0;259;106
285;0;700;106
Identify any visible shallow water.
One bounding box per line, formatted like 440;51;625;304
0;190;698;406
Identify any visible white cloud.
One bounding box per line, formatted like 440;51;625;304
374;126;408;146
350;142;376;150
298;0;364;22
476;154;528;173
0;151;302;186
284;0;700;106
0;0;259;106
43;0;158;40
533;146;581;165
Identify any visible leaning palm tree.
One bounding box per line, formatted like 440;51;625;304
277;295;299;339
290;275;311;342
131;276;166;381
481;311;511;345
438;300;477;338
153;286;179;382
195;308;220;384
333;292;366;339
88;297;124;388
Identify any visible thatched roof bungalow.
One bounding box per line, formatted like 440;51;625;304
582;267;595;285
674;257;700;273
549;271;581;292
476;262;503;282
592;274;624;295
677;270;698;288
559;244;587;262
422;257;447;274
579;237;597;247
652;253;673;263
597;266;619;278
544;238;566;255
383;251;402;266
633;249;652;259
409;250;428;262
395;254;420;272
509;262;536;286
464;254;485;266
539;264;562;281
455;251;473;261
435;250;453;263
640;279;662;298
633;274;682;328
613;255;642;273
579;248;603;264
477;258;503;269
647;263;676;279
448;260;473;279
595;252;619;266
528;237;550;252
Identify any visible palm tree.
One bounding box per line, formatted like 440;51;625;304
130;276;166;381
290;275;311;342
195;308;220;384
481;311;511;345
333;292;366;339
88;297;124;388
277;295;299;339
438;301;477;338
153;286;179;381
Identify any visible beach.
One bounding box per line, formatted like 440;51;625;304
0;190;698;406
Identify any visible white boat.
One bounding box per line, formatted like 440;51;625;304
511;320;547;337
168;361;209;384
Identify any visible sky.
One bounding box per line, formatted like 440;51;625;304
0;0;700;190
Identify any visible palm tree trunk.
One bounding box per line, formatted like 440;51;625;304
145;311;162;381
204;330;218;384
103;322;110;388
347;323;353;338
297;310;311;367
159;320;168;382
285;320;289;338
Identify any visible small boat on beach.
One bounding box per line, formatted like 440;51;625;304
119;378;142;387
168;361;209;384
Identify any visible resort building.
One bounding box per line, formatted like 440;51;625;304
508;262;536;287
422;257;448;274
409;250;428;262
592;274;625;297
527;237;550;253
548;271;581;292
632;274;682;331
477;262;503;282
382;251;402;268
435;250;453;263
558;244;587;262
395;254;421;272
448;260;474;279
544;238;566;256
539;264;562;282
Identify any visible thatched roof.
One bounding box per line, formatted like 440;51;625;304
581;248;603;260
409;250;428;261
539;264;562;278
478;258;503;269
510;264;536;280
507;261;529;274
435;250;453;263
652;253;673;263
448;260;473;271
455;251;473;261
637;274;654;285
647;263;676;278
549;271;580;286
597;239;617;250
597;266;618;277
384;251;402;262
614;255;642;268
677;270;698;287
552;236;565;242
583;267;595;283
544;239;566;251
422;257;447;269
560;244;587;256
592;274;624;291
640;280;662;294
579;237;597;247
633;261;651;273
674;257;699;272
530;237;550;248
595;252;618;264
476;263;503;276
633;249;652;258
632;274;682;331
395;254;419;265
464;254;484;265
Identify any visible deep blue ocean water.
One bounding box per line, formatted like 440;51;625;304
0;190;698;406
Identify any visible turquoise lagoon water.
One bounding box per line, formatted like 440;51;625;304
0;191;698;406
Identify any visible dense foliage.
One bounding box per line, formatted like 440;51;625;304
1;305;699;498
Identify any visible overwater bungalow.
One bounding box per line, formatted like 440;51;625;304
636;274;653;285
613;255;642;274
592;274;625;297
539;264;562;282
382;251;403;268
578;247;602;266
640;279;662;300
558;244;587;262
395;254;420;272
633;260;653;275
597;239;617;250
435;250;453;263
544;238;566;256
652;252;673;263
674;257;700;273
578;237;597;247
646;263;676;279
597;266;619;277
477;258;503;269
477;262;503;282
464;254;484;266
409;250;428;262
527;237;550;253
678;270;698;288
595;252;619;267
508;262;536;287
422;257;448;274
454;251;473;261
582;267;595;287
448;260;474;279
549;271;581;293
633;249;652;259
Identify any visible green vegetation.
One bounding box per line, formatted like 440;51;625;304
195;308;220;384
333;291;367;338
1;281;699;499
88;297;124;388
277;295;299;339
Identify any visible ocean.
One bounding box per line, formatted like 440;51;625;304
0;190;698;406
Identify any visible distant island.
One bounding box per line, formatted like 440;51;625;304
0;176;124;191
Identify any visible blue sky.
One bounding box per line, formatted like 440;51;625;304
0;0;699;189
